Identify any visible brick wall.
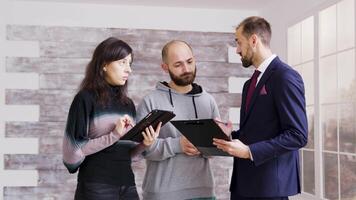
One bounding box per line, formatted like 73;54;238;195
3;25;251;200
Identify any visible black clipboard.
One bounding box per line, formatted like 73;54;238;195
120;109;175;142
171;119;231;156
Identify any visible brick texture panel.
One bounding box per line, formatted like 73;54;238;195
6;122;66;138
6;57;251;77
5;25;251;200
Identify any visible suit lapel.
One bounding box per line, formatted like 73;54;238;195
240;57;280;127
240;79;250;121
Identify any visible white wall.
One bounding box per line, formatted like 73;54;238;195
261;0;336;61
4;1;257;32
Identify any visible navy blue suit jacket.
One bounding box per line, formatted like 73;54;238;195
230;57;308;198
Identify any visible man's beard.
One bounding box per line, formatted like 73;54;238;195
169;67;197;86
241;48;253;68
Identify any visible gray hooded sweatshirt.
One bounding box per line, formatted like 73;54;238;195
136;82;220;200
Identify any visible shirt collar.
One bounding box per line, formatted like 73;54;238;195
256;54;277;73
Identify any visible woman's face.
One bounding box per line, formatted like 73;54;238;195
103;54;132;86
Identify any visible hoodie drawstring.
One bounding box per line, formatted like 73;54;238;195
192;96;198;119
168;86;198;119
169;88;174;107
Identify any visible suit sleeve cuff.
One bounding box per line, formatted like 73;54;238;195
248;145;254;161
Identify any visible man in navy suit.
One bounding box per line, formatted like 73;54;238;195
213;16;308;200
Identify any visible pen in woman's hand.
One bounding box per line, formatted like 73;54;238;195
123;118;133;128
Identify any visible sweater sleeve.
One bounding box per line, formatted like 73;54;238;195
82;100;137;157
80;131;120;156
136;97;182;161
62;92;120;173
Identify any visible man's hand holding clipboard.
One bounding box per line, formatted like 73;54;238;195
213;118;252;159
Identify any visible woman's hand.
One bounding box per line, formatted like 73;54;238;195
142;122;162;147
114;115;134;137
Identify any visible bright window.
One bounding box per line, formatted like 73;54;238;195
287;0;356;199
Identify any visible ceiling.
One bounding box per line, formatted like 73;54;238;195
16;0;280;11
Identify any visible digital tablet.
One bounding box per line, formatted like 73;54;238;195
171;119;231;156
120;109;175;142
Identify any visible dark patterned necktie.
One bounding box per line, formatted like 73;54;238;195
245;70;261;111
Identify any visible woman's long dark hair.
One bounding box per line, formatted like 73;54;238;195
80;37;133;106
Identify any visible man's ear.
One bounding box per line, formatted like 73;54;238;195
250;34;258;47
161;63;169;73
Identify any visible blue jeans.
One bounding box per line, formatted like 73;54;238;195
74;181;139;200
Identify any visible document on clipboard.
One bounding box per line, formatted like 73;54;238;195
171;119;232;156
120;109;175;142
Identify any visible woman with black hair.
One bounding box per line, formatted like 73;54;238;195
62;37;160;200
